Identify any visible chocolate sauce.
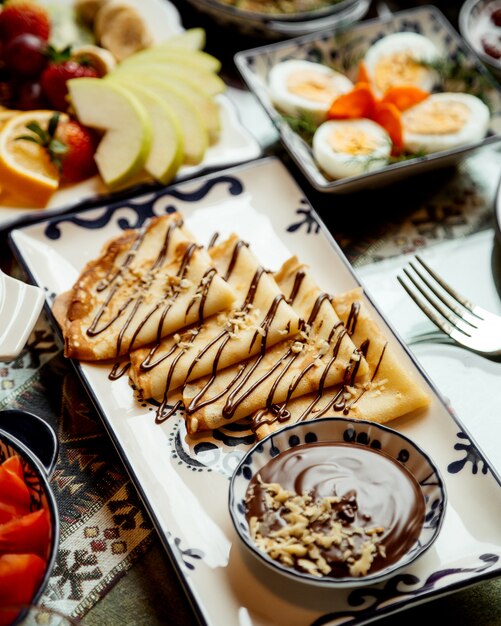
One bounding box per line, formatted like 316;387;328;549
109;361;130;381
146;239;289;423
187;290;351;420
250;301;382;431
287;270;306;304
245;441;425;578
88;218;191;357
208;233;219;249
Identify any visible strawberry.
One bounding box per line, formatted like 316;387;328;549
41;47;99;111
16;111;98;183
0;0;51;44
56;116;98;183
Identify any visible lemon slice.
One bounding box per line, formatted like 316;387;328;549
0;110;64;206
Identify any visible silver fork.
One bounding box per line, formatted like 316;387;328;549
397;255;501;357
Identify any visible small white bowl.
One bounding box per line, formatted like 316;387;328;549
229;417;447;588
459;0;501;81
185;0;369;38
0;270;44;361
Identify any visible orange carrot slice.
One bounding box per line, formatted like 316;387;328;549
357;61;370;84
373;102;403;153
1;456;24;481
381;85;430;111
327;83;377;120
0;509;51;559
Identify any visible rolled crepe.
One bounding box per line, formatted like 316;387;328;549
128;234;301;399
253;288;431;439
182;257;368;434
56;213;236;360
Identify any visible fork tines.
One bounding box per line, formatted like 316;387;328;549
398;255;483;340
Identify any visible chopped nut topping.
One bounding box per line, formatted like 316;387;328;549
222;305;261;338
316;340;330;357
247;481;385;578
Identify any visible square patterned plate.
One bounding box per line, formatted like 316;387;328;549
10;157;501;625
235;6;501;193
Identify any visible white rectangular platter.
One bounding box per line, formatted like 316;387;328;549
10;157;501;626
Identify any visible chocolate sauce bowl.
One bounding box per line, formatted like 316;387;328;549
228;418;447;588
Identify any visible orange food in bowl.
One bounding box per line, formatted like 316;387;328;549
0;453;52;625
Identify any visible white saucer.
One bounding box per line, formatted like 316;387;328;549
0;271;45;361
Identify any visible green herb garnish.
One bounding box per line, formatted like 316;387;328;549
281;112;317;145
420;54;497;106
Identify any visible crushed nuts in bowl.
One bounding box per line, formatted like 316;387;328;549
229;417;446;588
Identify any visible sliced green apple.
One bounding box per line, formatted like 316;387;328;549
67;77;152;189
113;68;220;141
113;61;225;97
107;73;209;165
162;28;206;50
111;82;184;184
119;48;221;73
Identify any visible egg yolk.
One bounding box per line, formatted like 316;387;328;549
404;100;469;135
287;70;341;104
374;51;429;95
329;127;382;155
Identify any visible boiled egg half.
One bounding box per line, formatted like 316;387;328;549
364;32;439;98
401;92;490;153
268;59;353;124
313;119;392;179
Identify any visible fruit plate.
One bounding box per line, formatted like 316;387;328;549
235;5;501;194
0;0;261;230
9;157;501;625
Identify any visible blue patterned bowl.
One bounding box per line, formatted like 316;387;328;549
229;417;446;588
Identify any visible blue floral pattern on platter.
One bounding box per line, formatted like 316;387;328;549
310;553;499;625
229;417;447;589
235;6;501;193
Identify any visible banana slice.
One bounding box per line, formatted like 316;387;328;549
74;0;110;25
71;44;116;76
94;1;126;40
95;2;152;61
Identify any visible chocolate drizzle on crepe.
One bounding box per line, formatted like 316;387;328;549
152;238;291;423
57;213;428;441
184;268;364;426
89;217;219;362
251;298;389;434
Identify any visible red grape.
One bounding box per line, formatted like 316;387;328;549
0;68;13;106
15;80;48;110
491;7;501;27
482;32;501;59
4;33;47;78
0;81;13;107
